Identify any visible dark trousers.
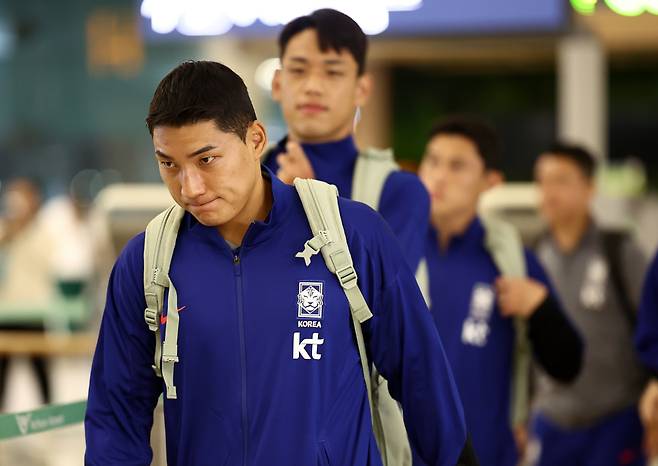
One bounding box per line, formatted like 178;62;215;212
0;325;51;409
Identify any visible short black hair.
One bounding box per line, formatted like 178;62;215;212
146;60;257;141
427;116;501;171
279;9;368;75
542;142;597;179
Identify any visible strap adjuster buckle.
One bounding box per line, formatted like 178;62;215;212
144;307;160;332
336;264;357;289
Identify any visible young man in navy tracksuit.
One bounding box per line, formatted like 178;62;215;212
637;251;658;461
263;9;429;269
416;117;583;466
84;62;477;465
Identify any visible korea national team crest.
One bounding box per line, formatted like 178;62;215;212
297;282;324;319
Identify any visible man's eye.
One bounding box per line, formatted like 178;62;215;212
159;160;175;169
289;68;304;75
200;156;216;165
327;70;344;77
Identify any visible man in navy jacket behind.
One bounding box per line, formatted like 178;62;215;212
416;117;583;466
84;61;476;466
263;9;430;270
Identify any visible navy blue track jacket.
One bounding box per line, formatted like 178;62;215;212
85;171;467;466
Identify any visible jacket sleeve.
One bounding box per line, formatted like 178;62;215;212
377;171;431;271
346;201;467;466
84;233;162;465
636;251;658;376
525;250;583;383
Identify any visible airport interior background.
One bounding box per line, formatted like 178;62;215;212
0;0;658;464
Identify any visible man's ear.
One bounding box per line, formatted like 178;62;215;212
355;72;372;108
271;69;282;103
248;121;268;160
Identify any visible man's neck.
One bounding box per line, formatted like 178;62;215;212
218;174;272;247
550;214;591;253
432;208;478;251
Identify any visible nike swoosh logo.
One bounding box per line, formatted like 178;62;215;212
160;306;187;325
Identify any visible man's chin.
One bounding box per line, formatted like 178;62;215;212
191;212;228;228
291;123;334;143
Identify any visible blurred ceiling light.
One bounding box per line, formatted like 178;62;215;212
177;0;233;36
616;0;658;14
141;0;183;34
571;0;598;14
140;0;422;36
255;57;281;91
571;0;658;15
386;0;424;10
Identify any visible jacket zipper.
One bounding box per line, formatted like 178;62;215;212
234;252;248;466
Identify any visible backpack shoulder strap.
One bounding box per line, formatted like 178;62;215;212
293;178;378;421
481;214;531;429
482;215;527;278
352;148;399;210
601;230;636;326
295;178;412;465
294;179;372;324
415;258;431;308
143;204;185;399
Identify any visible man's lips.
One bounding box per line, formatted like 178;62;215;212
187;198;219;209
298;103;328;114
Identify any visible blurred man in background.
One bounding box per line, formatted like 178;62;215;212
417;117;583;466
531;143;648;466
263;8;429;270
0;178;52;407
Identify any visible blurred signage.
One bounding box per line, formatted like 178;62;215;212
140;0;423;36
87;9;144;77
571;0;658;16
140;0;567;38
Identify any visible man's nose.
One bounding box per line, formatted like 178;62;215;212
180;168;206;199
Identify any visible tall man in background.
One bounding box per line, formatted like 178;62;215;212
263;8;430;269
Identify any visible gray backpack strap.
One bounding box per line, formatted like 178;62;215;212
143;204;186;399
354;145;430;310
352;148;399;210
415;258;431;308
481;214;531;429
294;178;410;466
294;179;372;323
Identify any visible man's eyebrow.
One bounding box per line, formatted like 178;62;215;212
155;145;217;159
288;57;309;65
190;145;216;157
323;59;346;66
